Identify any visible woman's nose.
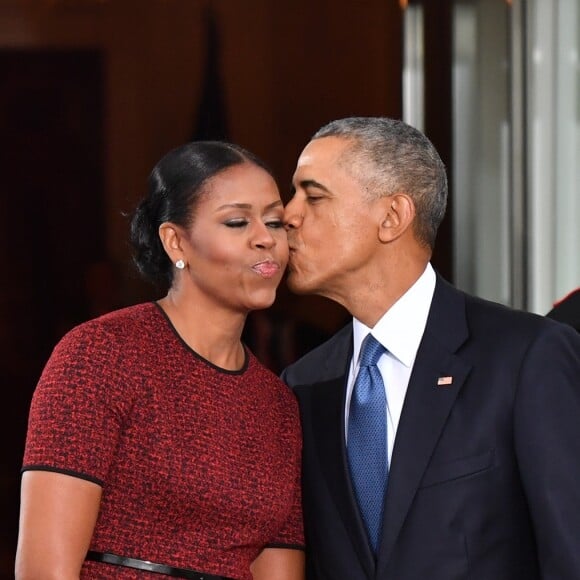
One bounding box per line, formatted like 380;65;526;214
251;222;276;249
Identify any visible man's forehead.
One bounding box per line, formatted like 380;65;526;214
297;136;349;169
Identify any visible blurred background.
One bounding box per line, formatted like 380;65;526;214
0;0;578;576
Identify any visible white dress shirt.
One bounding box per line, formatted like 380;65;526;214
345;263;436;462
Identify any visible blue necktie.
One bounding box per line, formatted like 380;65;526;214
347;333;388;553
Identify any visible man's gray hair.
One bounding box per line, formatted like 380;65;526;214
312;117;447;249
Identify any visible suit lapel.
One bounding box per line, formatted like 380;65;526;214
309;327;376;576
377;278;472;572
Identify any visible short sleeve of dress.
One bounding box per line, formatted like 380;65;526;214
22;320;133;485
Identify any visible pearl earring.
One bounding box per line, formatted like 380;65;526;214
175;259;185;270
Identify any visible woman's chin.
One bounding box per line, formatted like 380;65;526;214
245;290;278;312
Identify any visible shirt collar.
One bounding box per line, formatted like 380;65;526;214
352;263;436;368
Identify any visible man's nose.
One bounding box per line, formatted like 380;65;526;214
284;197;303;230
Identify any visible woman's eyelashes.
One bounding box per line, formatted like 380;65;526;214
223;217;284;229
224;219;249;228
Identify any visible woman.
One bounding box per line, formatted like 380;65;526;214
16;142;304;580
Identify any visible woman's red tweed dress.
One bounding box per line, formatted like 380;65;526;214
22;303;304;579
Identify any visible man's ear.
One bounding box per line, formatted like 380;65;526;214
158;222;186;265
378;194;416;243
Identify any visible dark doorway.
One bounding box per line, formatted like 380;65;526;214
0;49;105;576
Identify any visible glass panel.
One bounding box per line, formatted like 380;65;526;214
410;0;578;312
527;0;580;313
451;0;512;305
402;4;425;132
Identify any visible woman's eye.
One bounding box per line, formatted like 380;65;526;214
266;219;284;229
224;219;248;228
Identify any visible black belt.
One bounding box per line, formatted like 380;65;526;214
85;551;236;580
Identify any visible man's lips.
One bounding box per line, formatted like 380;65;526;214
252;260;281;278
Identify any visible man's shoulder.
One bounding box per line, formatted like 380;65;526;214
463;290;555;334
435;275;550;330
437;279;578;354
412;276;580;365
281;323;352;387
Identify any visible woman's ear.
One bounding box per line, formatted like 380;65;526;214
378;194;416;243
158;222;186;265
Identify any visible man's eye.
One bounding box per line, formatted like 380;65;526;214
224;220;248;228
307;196;323;203
266;220;284;229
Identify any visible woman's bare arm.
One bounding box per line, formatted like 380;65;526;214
15;470;102;580
251;547;305;580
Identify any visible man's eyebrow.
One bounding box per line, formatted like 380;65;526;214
299;179;330;193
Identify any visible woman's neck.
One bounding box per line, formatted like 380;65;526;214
157;290;247;371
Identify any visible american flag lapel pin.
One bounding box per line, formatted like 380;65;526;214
437;376;453;386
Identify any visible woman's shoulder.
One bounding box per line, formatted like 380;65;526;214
54;302;165;357
66;302;160;337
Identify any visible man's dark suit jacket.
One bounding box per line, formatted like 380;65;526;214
282;276;580;580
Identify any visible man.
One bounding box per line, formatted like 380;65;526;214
281;117;580;580
547;287;580;333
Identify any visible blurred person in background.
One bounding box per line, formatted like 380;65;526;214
546;287;580;333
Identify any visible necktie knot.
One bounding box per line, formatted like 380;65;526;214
359;334;385;368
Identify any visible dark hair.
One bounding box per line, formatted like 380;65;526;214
130;141;273;289
312;117;447;249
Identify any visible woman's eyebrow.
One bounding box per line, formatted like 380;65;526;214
216;200;283;211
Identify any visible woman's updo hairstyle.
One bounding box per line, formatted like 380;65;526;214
130;140;273;289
